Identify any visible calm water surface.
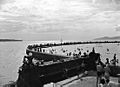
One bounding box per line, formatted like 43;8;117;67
0;41;120;86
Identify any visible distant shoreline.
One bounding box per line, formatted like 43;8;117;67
0;39;23;42
94;36;120;40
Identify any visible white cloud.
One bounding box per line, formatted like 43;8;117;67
1;0;96;17
0;0;97;34
0;20;27;33
0;0;120;40
115;24;120;31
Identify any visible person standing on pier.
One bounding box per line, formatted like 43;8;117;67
113;54;117;66
105;58;110;65
110;54;118;66
96;62;104;87
104;64;111;83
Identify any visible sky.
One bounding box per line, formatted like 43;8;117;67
0;0;120;41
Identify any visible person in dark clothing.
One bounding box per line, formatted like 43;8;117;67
105;58;110;65
110;54;118;66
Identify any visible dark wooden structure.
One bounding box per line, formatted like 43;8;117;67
17;43;100;87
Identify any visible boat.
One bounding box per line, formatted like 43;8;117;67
16;42;102;87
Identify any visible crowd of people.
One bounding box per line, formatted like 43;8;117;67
75;53;120;87
96;53;119;87
28;46;89;58
27;43;91;58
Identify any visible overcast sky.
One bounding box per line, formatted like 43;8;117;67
0;0;120;41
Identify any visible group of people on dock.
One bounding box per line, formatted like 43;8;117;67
106;54;119;66
47;47;89;58
96;54;120;87
76;53;120;87
27;44;91;58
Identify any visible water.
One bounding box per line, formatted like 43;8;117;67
0;41;50;86
0;41;120;86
